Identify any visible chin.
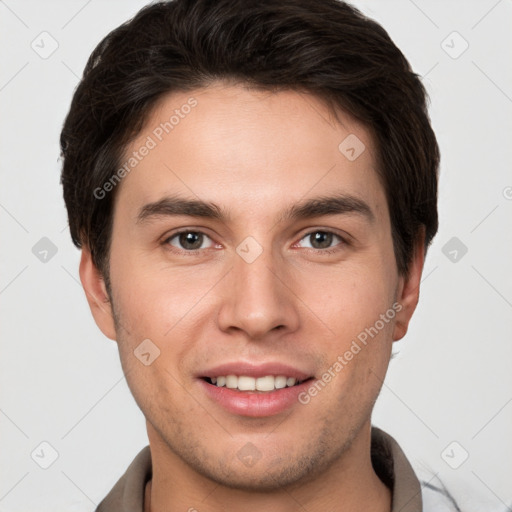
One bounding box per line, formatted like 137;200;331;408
194;460;317;492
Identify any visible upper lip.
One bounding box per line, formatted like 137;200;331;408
198;362;313;381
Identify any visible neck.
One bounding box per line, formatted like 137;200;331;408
144;422;391;512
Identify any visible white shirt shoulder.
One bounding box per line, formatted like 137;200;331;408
421;482;460;512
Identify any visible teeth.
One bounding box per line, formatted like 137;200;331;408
286;377;296;387
256;375;274;391
275;376;287;389
226;375;238;389
238;376;256;391
210;375;302;391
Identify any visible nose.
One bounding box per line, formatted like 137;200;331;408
217;244;300;340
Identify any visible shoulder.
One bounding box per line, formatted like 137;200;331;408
421;481;461;512
95;445;152;512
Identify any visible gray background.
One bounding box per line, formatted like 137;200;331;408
1;0;511;510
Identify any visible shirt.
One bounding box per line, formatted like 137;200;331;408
95;427;457;511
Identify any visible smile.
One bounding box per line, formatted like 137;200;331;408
204;375;309;392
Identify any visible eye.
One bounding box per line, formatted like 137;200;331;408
296;230;345;250
165;231;215;251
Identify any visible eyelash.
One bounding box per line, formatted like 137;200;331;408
162;229;349;255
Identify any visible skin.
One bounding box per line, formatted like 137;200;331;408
80;82;425;512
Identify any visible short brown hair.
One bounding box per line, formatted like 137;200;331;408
60;0;439;278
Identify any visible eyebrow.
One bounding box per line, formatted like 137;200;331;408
136;193;375;225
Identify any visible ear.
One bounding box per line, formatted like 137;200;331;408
79;247;117;341
392;227;426;342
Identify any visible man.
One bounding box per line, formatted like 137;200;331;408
60;0;457;510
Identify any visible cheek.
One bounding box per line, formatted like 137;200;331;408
108;266;204;415
295;259;397;340
110;255;216;338
108;255;223;402
295;261;396;404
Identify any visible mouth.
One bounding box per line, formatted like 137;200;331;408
201;375;313;392
197;363;315;417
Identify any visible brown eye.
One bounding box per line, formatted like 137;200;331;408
309;231;334;249
167;231;211;250
296;230;346;252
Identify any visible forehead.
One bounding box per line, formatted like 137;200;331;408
115;82;387;223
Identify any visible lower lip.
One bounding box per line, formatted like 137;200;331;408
198;379;312;417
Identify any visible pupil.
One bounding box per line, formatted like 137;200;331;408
311;231;332;249
180;232;202;250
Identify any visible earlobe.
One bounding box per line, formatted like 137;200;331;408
79;248;117;341
392;228;426;342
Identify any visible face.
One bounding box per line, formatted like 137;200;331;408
81;82;423;491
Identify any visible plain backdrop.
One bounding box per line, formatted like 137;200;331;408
1;1;511;511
